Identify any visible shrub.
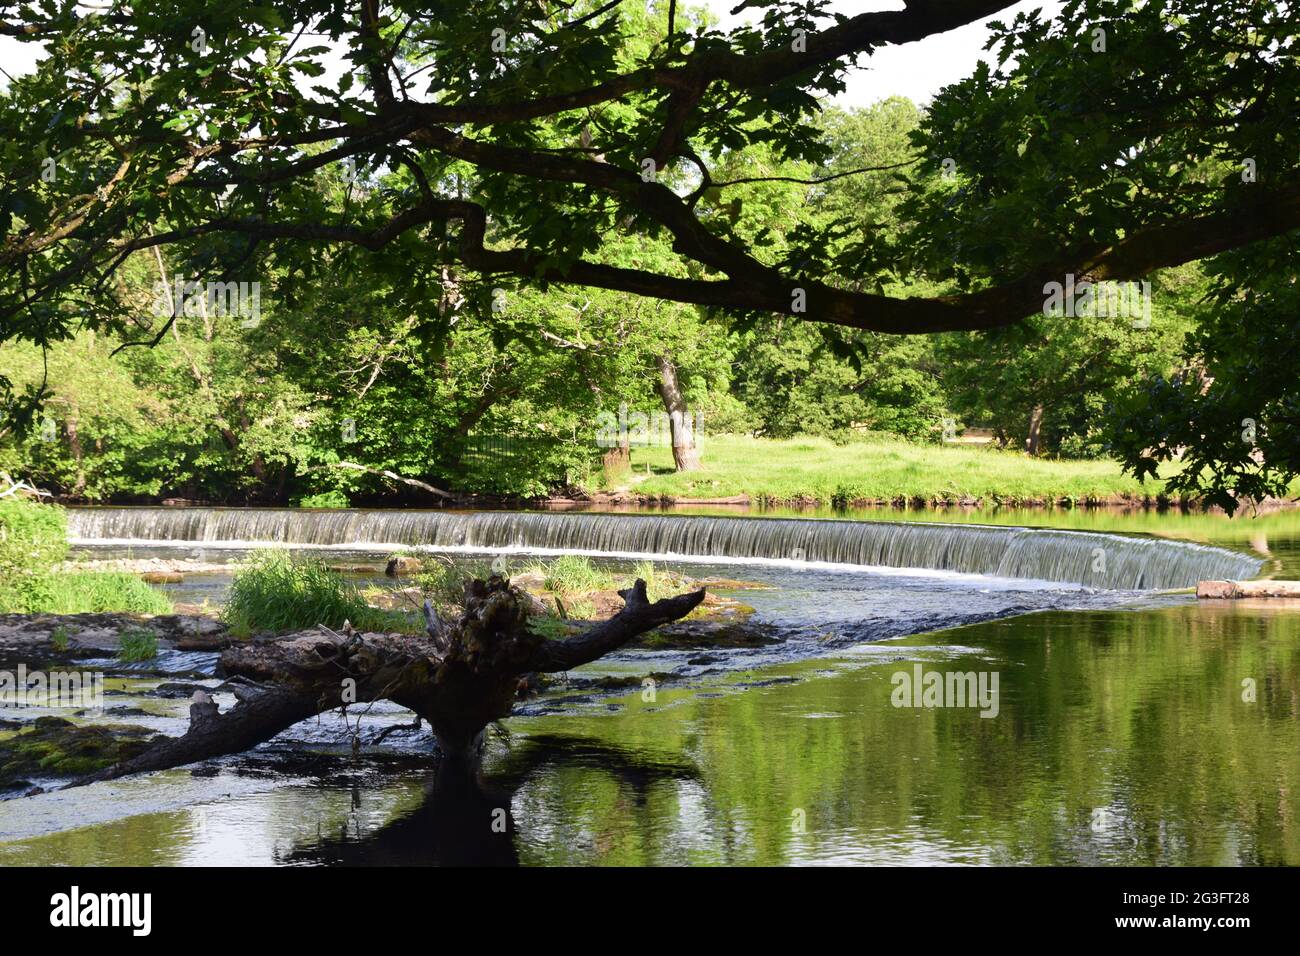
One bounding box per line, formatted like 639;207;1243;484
223;550;415;637
0;497;67;568
295;490;350;509
0;497;68;604
1056;432;1108;461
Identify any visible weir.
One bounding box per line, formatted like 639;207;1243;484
66;508;1262;591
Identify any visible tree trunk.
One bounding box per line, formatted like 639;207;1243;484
65;407;86;498
1024;404;1045;456
654;354;701;471
72;575;704;787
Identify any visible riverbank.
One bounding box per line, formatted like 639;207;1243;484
30;432;1300;511
594;434;1300;509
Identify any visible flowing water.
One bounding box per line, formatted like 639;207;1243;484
1;506;1297;866
67;506;1262;590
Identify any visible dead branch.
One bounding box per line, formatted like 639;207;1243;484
67;575;703;786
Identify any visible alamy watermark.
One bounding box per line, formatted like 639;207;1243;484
50;886;151;936
890;664;999;718
1043;274;1151;328
152;275;262;328
595;403;704;448
0;664;103;713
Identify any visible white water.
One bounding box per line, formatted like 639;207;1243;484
67;507;1261;591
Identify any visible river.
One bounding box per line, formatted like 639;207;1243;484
1;505;1297;865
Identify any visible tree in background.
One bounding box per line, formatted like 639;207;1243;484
1108;241;1300;513
937;265;1204;457
2;0;1297;501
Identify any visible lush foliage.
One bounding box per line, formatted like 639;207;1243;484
222;549;416;636
1;1;1296;504
1109;244;1300;513
0;497;170;612
0;496;67;579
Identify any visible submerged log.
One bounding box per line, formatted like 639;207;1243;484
1197;579;1300;599
73;575;704;786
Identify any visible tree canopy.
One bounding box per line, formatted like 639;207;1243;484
3;0;1295;336
1;0;1298;507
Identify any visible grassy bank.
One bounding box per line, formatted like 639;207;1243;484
613;435;1168;504
0;572;172;616
0;497;172;615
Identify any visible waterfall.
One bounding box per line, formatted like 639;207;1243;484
66;507;1261;591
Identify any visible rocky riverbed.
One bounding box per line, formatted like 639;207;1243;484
0;565;785;795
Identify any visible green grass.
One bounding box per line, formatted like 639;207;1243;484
535;555;615;595
0;497;68;576
617;434;1173;504
223;550;418;637
415;557;503;614
631;560;679;602
0;571;172;615
50;625;71;651
117;627;159;662
0;498;173;615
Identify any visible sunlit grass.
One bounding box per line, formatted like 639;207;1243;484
0;571;172;615
624;434;1170;503
535;554;615;595
223;550;418;637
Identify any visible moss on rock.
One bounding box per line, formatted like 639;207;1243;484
0;715;161;786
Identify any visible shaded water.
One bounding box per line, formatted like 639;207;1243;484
67;507;1262;590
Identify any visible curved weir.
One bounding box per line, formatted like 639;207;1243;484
67;507;1261;591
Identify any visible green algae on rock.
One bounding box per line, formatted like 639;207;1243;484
0;716;161;788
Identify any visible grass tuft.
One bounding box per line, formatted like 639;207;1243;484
537;555;614;595
117;627;159;662
222;550;416;637
50;625;71;651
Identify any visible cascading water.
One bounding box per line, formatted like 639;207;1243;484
66;507;1262;591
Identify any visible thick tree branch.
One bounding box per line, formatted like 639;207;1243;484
528;579;706;671
6;1;1297;339
76;684;320;784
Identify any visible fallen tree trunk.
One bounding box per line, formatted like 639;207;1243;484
1197;579;1300;599
74;575;704;786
